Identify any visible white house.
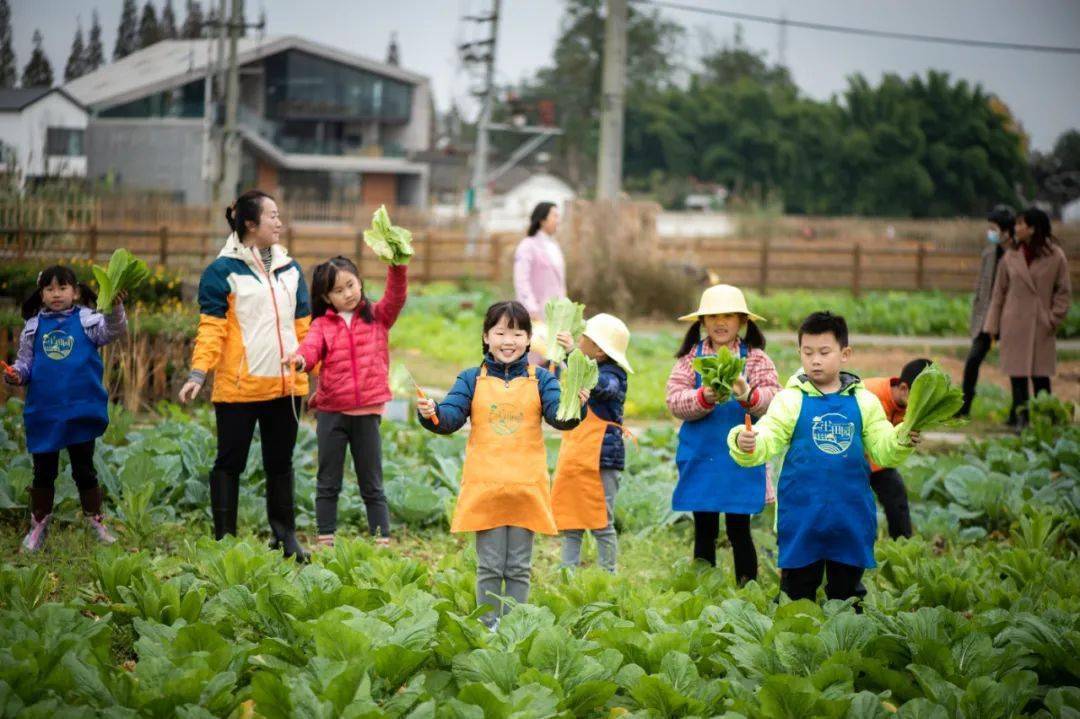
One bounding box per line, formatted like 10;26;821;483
486;172;575;232
0;88;88;183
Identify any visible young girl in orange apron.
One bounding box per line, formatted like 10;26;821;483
417;301;587;628
550;313;633;572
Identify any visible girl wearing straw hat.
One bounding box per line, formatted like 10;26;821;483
666;285;780;584
550;313;633;572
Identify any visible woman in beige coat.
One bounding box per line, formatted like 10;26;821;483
984;207;1072;428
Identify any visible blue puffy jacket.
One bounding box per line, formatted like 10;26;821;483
589;360;628;470
418;354;584;434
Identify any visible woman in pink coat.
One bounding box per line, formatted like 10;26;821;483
983;207;1072;429
513;202;567;364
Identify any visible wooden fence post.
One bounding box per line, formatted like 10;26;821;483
16;218;24;260
758;237;770;295
490;234;501;281
851;243;862;297
158;225;169;267
355;230;365;277
88;224;98;263
915;242;926;290
423;232;434;283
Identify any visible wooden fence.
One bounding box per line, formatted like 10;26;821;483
655;235;1080;294
0;222;519;285
3;216;1079;295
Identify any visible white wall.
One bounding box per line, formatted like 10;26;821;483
0;92;87;179
488;172;574;231
382;79;432;153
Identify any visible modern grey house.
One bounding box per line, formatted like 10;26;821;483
64;35;432;207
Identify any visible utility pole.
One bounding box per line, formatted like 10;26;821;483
461;0;500;250
596;0;627;201
205;0;263;219
221;0;242;205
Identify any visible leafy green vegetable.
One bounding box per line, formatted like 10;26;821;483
691;347;746;403
900;362;965;436
92;248;150;313
363;205;414;265
544;298;586;364
557;350;598;421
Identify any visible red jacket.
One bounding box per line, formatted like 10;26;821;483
297;265;407;412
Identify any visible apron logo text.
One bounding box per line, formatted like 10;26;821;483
42;330;75;360
811;412;855;455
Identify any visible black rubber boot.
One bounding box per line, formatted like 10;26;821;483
29;486;55;521
265;471;308;562
209;470;239;540
78;485;104;515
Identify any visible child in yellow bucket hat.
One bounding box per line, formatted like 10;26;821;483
666;284;780;584
550;313;632;572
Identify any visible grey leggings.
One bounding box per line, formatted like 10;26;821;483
560;469;620;572
475;525;534;626
315;412;390;537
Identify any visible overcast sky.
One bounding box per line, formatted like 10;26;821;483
12;0;1080;151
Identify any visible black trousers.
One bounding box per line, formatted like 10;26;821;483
693;511;757;582
869;468;913;539
315;412;390;537
781;559;864;602
212;397;300;477
32;439;98;491
960;332;993;417
1009;377;1051;424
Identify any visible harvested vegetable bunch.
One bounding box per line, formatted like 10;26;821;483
544;298;586;364
557;350;599;422
92;248;150;313
899;362;965;436
363;205;414;265
691;346;746;403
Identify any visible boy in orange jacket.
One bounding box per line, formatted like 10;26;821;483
862;358;931;539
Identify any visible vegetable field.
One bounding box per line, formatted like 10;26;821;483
1;393;1078;718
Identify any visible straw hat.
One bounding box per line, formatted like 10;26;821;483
583;313;633;373
678;284;765;323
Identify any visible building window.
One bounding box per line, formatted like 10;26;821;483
265;50;412;123
98;80;204;119
46;127;84;156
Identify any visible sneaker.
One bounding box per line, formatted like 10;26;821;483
375;536;391;548
315;534;335;550
86;514;117;545
21;514;51;553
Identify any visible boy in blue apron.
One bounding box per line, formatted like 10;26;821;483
6;266;128;553
727;312;921;603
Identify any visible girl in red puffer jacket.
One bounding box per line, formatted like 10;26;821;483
285;255;407;549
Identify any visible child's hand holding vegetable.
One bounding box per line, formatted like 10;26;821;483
578;388;591;406
417;397;438;419
701;385;719;405
556;331;574;353
736;428;757;454
732;376;750;402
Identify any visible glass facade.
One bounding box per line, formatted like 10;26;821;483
264;50;412;123
98;80;204;119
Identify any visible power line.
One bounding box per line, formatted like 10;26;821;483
631;0;1080;55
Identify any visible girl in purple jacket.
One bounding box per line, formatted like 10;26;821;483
284;256;407;549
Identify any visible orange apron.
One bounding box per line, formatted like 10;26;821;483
550;408;611;531
450;365;558;535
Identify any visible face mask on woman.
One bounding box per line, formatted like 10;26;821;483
987;229;1001;244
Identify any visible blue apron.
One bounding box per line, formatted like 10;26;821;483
776;391;875;569
23;309;109;454
672;342;766;514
